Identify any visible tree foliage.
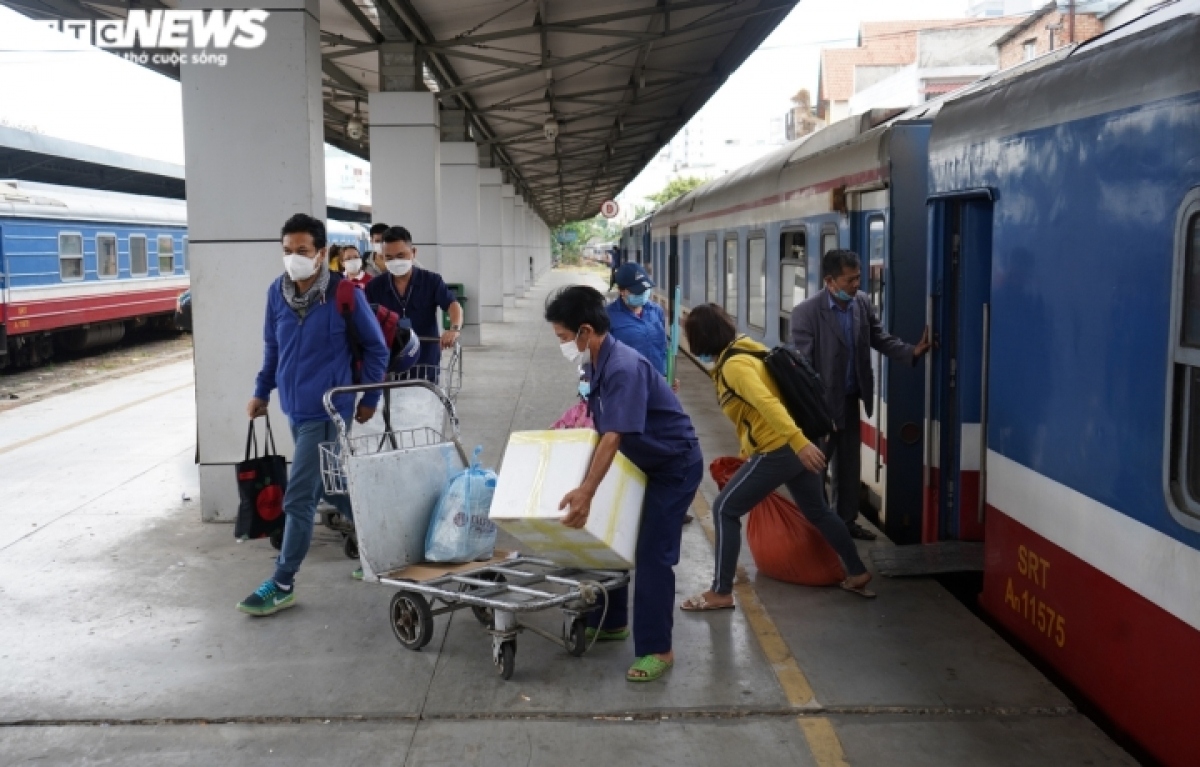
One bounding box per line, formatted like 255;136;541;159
552;216;621;264
645;176;705;208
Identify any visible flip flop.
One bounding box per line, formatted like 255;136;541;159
627;654;673;682
839;580;877;599
680;593;736;612
585;626;630;642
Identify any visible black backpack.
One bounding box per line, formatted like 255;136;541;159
716;341;838;443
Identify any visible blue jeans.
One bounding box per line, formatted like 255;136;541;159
272;419;352;587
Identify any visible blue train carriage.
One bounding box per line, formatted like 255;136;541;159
0;181;188;368
620;214;652;277
649;109;938;544
925;5;1200;764
326;219;368;254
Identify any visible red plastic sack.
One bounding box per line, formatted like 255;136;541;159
709;457;846;586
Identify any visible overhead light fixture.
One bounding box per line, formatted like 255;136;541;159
346;99;364;141
543;116;559;141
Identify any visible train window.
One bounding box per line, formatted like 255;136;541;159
58;233;83;281
705;238;718;303
1169;208;1200;520
747;233;766;330
97;234;118;278
158;235;175;274
724;236;738;319
821;227;838;256
779;230;807;340
182;237;189;272
868;218;885;316
129;235;148;276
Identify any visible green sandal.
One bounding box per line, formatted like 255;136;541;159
626;655;673;683
585;626;630;642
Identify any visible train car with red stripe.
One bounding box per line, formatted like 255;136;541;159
0;180;189;369
926;6;1200;764
0;181;371;369
644;102;948;546
635;3;1200;763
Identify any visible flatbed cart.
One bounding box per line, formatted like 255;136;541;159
313;340;462;557
319;379;629;680
382;557;628;679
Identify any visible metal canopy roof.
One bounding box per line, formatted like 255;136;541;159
2;0;797;224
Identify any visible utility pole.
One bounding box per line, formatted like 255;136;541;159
1069;0;1076;43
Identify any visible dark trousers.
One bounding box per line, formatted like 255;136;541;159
590;458;703;658
712;446;867;594
829;394;863;527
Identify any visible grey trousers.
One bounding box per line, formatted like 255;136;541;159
829;394;863;526
712;446;867;594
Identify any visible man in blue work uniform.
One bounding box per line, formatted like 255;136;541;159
366;226;463;382
241;213;389;616
547;285;703;683
606;262;680;388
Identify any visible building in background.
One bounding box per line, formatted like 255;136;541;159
994;2;1105;68
784;90;826;141
818;17;1018;124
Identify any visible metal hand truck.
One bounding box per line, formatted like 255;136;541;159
319;380;628;680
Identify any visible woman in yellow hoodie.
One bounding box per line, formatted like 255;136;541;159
680;304;874;611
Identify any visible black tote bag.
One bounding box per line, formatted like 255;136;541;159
234;416;288;540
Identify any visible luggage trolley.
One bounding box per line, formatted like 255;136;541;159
314;341;462;557
319;380;628;680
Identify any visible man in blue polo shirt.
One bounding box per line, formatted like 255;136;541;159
366;226;463;382
547;285;703;683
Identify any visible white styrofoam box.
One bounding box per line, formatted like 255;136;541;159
490;430;646;569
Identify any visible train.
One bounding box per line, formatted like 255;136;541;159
0;180;369;369
623;4;1200;764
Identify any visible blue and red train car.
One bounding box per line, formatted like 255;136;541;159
632;4;1200;762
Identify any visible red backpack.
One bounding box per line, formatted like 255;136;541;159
335;278;401;384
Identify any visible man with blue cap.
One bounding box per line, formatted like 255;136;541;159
606;262;677;391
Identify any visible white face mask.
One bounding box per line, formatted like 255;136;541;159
343;257;362;275
283;253;319;281
559;332;589;365
386;258;413;277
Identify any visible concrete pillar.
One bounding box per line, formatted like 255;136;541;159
438;141;481;346
181;0;325;521
513;196;527;297
500;184;516;309
478;168;504;323
370;91;440;271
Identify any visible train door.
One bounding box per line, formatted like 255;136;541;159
926;195;993;543
667;226;680;319
850;210;889;520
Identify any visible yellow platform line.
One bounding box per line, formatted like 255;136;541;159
690;491;850;767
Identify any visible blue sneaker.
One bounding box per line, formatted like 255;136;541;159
237;579;296;616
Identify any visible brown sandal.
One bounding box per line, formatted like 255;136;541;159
680;593;736;612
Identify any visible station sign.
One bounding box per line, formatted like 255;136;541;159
600;200;620;219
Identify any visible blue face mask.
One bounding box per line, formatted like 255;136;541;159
696;354;714;365
833;287;853;302
578;381;591;398
625;292;648;308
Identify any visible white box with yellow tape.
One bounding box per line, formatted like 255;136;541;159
489;429;646;569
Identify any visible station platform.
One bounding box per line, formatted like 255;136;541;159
0;267;1136;766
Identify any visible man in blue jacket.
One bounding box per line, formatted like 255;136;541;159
240;213;389;616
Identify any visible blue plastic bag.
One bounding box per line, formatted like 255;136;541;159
424;446;498;563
